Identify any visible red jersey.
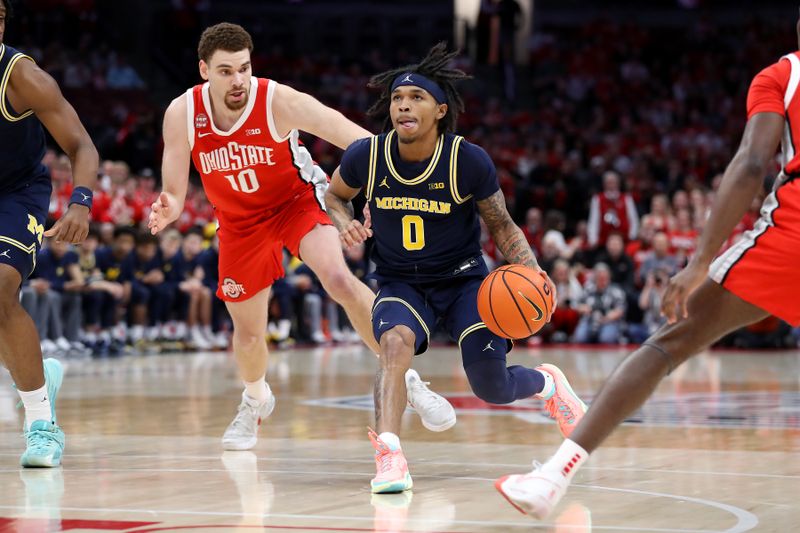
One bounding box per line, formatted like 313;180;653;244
747;52;800;176
186;77;328;229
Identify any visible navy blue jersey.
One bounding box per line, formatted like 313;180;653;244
120;250;163;283
94;247;124;282
0;45;48;194
340;131;499;282
197;247;219;290
31;249;78;291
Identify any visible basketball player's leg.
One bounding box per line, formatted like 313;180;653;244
0;196;64;467
215;224;282;451
298;223;380;354
225;287;271;384
569;279;767;452
496;279;768;518
445;278;586;437
221;286;276;450
368;283;433;493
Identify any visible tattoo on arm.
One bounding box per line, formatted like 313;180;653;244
324;193;355;233
477;191;539;269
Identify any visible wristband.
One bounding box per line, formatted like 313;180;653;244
69;186;93;209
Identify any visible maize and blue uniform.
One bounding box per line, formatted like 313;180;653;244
340;131;544;403
120;250;163;325
0;45;51;281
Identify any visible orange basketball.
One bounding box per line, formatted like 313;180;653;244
477;264;554;339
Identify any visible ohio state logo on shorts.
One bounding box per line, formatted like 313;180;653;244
221;277;246;299
195;113;209;129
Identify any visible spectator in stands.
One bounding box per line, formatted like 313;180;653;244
573;263;627;344
638;231;680;285
120;231;163;345
79;228;125;355
587;171;639;249
21;239;86;357
593;232;635;292
627;267;670;344
546;259;583;343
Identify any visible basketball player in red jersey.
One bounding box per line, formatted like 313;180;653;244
496;16;800;519
148;23;455;450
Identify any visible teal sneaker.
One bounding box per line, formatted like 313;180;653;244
19;358;65;467
20;420;65;468
42;358;63;426
20;358;63;430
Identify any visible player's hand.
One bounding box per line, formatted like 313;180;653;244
362;203;372;231
537;269;558;322
44;204;90;244
660;261;707;324
339;219;372;248
148;192;180;235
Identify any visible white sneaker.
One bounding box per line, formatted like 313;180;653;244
222;391;276;451
40;339;58;357
405;369;456;432
54;337;72;354
146;326;161;342
212;331;229;350
190;326;213;350
494;463;570;519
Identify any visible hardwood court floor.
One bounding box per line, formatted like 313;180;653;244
0;345;798;532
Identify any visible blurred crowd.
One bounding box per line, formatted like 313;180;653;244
11;5;800;355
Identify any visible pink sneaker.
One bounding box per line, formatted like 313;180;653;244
537;364;587;438
368;428;413;494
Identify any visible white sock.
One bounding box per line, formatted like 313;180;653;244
543;439;588;481
535;369;556;399
244;379;271;404
18;384;52;426
378;432;401;450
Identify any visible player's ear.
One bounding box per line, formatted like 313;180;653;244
199;60;209;81
436;103;448;121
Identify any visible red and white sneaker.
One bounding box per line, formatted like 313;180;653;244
537;364;587;438
495;463;570;520
369;428;413;494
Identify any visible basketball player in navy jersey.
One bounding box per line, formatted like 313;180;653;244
0;0;98;467
325;44;587;493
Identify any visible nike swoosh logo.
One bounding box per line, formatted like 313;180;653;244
517;291;544;321
198;132;213;138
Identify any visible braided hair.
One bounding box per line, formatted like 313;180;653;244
367;42;470;134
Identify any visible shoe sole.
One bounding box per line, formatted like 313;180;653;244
371;471;413;494
221;394;276;451
420;413;457;432
21;453;62;468
494;476;551;519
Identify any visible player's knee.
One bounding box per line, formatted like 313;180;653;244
233;329;264;351
648;322;702;367
464;359;515;404
379;328;414;368
319;267;356;303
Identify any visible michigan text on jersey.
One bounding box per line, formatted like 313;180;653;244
374;196;452;215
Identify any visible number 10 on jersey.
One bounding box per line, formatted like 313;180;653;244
225;168;260;193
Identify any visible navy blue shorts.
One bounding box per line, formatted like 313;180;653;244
372;275;510;356
0;177;51;281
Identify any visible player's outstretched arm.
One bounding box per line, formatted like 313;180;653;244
271;83;371;150
149;97;191;235
325;167;372;248
9;58;98;243
661;112;783;323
